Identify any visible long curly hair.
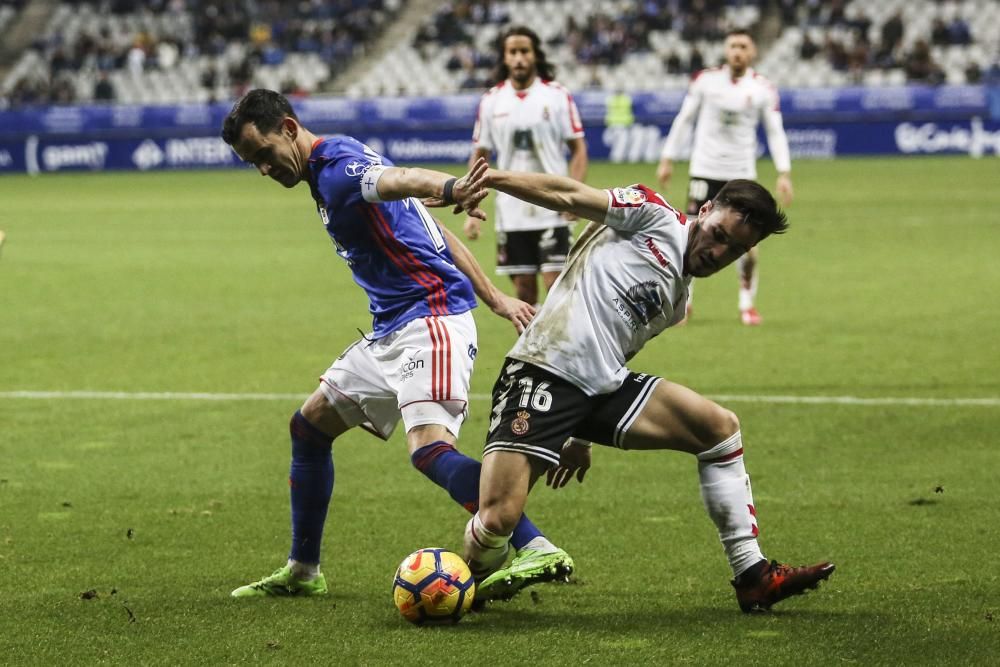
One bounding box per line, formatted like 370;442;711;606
491;26;556;85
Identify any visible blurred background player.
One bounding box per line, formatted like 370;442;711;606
656;29;793;326
460;164;834;612
464;25;588;306
220;90;573;599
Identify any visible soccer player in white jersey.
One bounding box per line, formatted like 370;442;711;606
457;160;835;612
465;26;588;306
657;29;793;326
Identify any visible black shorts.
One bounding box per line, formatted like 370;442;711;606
483;358;662;468
686;177;728;215
496;227;571;276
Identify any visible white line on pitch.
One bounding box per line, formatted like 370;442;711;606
0;390;998;407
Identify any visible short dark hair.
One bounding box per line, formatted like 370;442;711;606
492;26;556;85
221;89;298;145
713;179;789;238
725;28;754;41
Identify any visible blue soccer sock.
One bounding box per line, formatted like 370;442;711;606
288;410;334;565
410;441;544;550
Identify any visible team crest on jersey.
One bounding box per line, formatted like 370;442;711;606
344;160;368;177
511;410;531;436
623;281;664;326
611;187;647;207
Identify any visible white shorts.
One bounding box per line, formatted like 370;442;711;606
319;312;478;440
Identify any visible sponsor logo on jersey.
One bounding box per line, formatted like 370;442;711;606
610;187;647;207
626;281;664;325
468;343;478;360
644;237;669;268
511;410;531;436
612;282;663;329
611;297;639;332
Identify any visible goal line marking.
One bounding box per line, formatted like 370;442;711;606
1;390;998;407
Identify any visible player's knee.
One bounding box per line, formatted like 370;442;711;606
477;503;518;538
701;407;740;451
299;390;328;422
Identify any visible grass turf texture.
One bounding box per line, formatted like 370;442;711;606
1;157;999;664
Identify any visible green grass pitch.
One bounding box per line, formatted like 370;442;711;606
1;157;999;664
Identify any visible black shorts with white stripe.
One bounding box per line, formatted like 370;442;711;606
483;358;662;468
495;227;571;275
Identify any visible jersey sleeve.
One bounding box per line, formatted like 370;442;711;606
660;74;704;160
316;141;388;211
603;184;684;233
561;90;585;140
471;93;495;152
760;82;791;173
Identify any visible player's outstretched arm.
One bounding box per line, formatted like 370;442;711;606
484;168;608;223
376;160;489;219
436;221;535;333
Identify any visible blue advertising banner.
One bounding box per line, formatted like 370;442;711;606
0;85;997;173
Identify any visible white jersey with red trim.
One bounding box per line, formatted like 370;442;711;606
473;78;585;232
507;185;692;395
660;66;791;180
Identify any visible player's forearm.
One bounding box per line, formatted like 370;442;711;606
375;166;453;202
438;220;502;309
486;169;607;222
763;111;792;173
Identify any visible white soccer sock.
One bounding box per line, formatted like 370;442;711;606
287;559;320;580
736;254;758;311
697;431;765;577
464;513;511;578
522;535;557;554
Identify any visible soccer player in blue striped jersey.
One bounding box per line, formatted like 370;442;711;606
221;89;573;599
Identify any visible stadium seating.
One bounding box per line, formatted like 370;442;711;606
0;0;402;106
348;0;759;97
764;0;999;87
1;0;996;108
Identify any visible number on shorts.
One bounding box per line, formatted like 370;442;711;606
517;377;552;412
688;178;709;202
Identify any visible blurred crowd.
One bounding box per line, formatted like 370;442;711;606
4;0;400;107
427;0;761;90
2;0;997;108
778;0;983;84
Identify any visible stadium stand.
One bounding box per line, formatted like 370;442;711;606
764;0;999;87
0;0;997;108
0;0;403;106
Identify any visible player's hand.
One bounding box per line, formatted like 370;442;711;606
656;159;673;190
491;294;535;334
463;216;481;240
452;157;490;220
546;438;591;489
421;158;490;219
776;173;794;207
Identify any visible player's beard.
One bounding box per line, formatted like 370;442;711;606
511;66;534;86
